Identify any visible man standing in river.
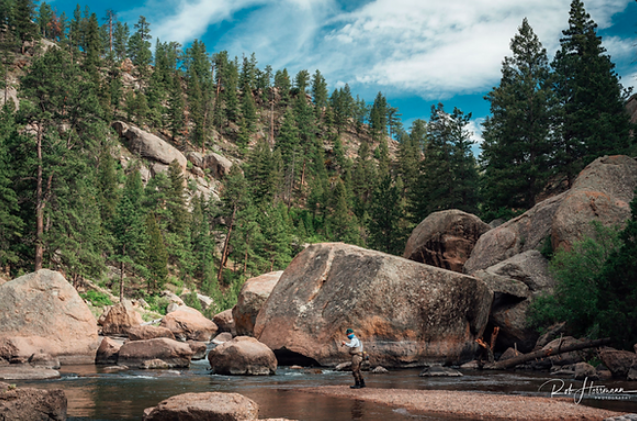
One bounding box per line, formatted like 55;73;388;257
342;328;366;389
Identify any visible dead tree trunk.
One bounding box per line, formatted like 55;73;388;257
490;337;611;370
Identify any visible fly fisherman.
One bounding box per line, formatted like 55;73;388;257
341;328;366;389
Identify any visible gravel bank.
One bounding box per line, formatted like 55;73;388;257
298;386;623;421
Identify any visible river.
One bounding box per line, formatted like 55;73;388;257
14;361;637;420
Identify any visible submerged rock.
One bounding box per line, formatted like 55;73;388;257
143;392;258;421
0;367;60;380
255;243;492;368
419;366;463;377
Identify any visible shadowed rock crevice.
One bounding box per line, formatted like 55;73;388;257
274;349;320;367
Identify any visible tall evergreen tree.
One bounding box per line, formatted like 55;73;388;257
113;21;129;62
112;170;146;301
145;212;168;292
410;103;479;222
14;0;39;53
481;18;555;216
552;0;631;186
128;15;152;77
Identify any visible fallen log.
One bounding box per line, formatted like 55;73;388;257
488;337;611;370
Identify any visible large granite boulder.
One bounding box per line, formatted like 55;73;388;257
118;338;193;369
552;155;637;251
213;309;236;335
112;121;187;170
473;250;556;351
464;193;565;274
98;301;144;335
208;336;277;376
95;337;121;365
160;310;218;342
0;382;67;421
465;155;637;274
404;210;490;273
127;325;176;341
0;270;99;365
254;243;492;367
143;392;258;421
599;348;637;379
233;271;283;337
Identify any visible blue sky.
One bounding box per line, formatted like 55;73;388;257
49;0;636;146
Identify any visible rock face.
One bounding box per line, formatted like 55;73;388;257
473;250;555;352
208;336;277;376
203;153;233;179
254;243;492;367
0;382;67;421
127;325;176;341
233;271;283;337
142;392;258;421
552;155;637;251
96;337;121;365
0;270;99;365
464;193;565;274
98;302;144;335
160;310;218;342
213;310;235;335
118;338;193;369
112;121;187;170
465;155;637;274
404;210;490;273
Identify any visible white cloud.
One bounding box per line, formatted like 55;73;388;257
466;118;485;146
128;0;633;101
603;36;637;60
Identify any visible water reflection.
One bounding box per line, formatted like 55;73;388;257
13;362;637;420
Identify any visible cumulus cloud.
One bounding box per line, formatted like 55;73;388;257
129;0;633;100
313;0;631;99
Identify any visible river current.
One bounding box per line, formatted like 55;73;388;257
14;361;637;420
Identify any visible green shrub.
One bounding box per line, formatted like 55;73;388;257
183;291;202;311
527;222;620;337
145;295;170;315
80;290;113;307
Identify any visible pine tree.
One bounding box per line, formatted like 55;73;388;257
112;170;146;301
241;83;257;133
113;22;129;62
552;0;632;186
167;73;185;139
326;179;360;244
84;13;101;84
36;2;52;39
481;18;555;216
128;16;152;77
145;212;168;292
311;69;328;119
410;103;479;222
0;105;23;272
14;0;39;53
274;69;291;105
97;146;120;229
368;175;409;255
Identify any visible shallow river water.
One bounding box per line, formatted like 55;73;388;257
15;361;637;420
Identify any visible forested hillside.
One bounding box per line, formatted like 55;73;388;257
0;0;633;313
